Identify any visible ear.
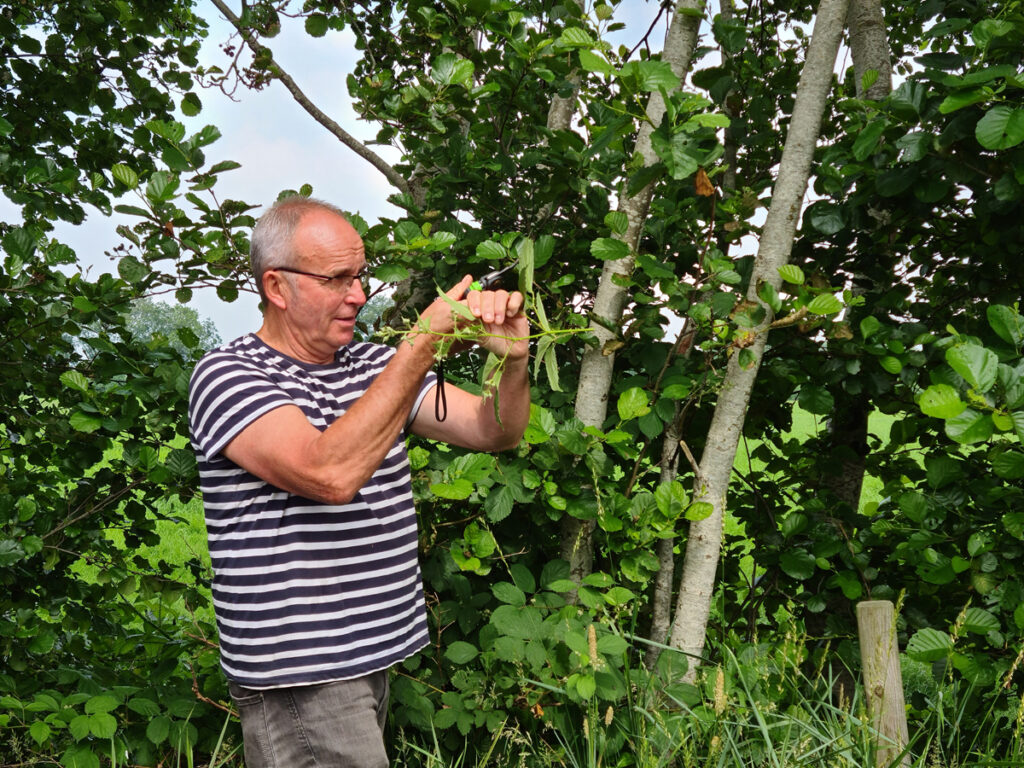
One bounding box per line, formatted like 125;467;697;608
262;270;291;311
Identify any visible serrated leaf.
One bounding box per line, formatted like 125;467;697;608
180;92;202;117
430;478;474;499
591;237;630;261
118;255;148;285
60;371;90;393
69;412;102;433
492;581;526;607
853;119;887;161
617;387;650;421
945;408;994;444
987;305;1024;347
806;294;842;315
919;384;966;419
685;501;714;521
484;484;514;522
127;698;162;717
879;356;903;374
946;343;999;393
89;712;117;739
907;628;953;662
579;50;613;75
604;211;628;235
29;720;51;746
962;607;1000;635
111;164;139;188
559;27;594;47
147;715;171;745
778;265;804;284
993;451;1024;479
444;641;479;664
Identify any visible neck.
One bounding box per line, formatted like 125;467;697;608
256;312;337;365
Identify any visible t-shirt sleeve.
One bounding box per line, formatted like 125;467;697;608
188;351;296;460
410;367;438;425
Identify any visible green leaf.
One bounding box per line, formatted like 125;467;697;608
684;501;714;521
147;715;171;745
29;720;51;746
430;479;474;500
919;384;966;419
484;484;514;522
305;13;329;36
476;240;506;260
852;119;887;161
118;255;148;285
575;673;597;699
987;305;1024;347
84;694;119;714
89;712;117;739
621;60;680;92
778;265;805;285
0;116;13;136
589;237;626;262
961;607;1000;635
579;50;613;76
69;412;102;433
492;582;527;607
70;714;91;741
126;698;162;717
650;131;700;180
654;481;686;518
879;356;903;374
780;549;816;580
111;164;139;188
604;211;628;235
180;92;202;117
860;316;882;340
938;86;992;114
617;387;650;421
604;586;635;606
806;294;842;316
559;27;594;48
976;106;1024;150
944;408;994;444
907;628;953;662
946;343;999;393
145;171;179;203
444;641;479;664
798;385;834;415
993;450;1024;479
60;371;90;393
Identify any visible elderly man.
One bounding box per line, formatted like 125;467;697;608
187;196;529;767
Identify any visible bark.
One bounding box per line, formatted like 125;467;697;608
562;0;706;586
846;0;892;100
668;0;851;680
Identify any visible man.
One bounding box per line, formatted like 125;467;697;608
187;196;530;767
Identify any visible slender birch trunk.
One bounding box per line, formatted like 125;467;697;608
668;0;851;679
562;0;705;586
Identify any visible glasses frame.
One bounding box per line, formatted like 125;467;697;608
273;266;369;293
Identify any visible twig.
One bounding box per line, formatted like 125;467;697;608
209;0;413;199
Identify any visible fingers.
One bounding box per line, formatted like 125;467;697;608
465;286;524;326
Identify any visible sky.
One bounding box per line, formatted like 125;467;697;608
27;1;677;342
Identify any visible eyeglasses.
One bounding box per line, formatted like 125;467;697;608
273;266;369;294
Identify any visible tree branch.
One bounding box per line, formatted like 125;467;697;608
209;0;413;200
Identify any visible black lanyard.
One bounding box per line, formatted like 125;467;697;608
434;265;516;422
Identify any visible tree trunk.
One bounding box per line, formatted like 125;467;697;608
562;0;705;587
668;0;851;680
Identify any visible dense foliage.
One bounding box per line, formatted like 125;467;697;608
1;0;1023;765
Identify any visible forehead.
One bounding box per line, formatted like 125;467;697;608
293;209;365;268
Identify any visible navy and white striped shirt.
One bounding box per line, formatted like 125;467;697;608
188;334;436;689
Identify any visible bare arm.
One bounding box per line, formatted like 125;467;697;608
222;278;475;504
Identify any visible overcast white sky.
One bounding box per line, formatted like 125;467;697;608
29;1;675;341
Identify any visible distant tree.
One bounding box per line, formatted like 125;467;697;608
126;297;221;356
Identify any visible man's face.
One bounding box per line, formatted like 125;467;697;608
282;210;368;356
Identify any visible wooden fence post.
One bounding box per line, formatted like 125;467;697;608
857;600;911;768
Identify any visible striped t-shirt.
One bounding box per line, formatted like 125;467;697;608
188;334;436;689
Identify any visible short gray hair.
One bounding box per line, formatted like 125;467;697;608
250;196;348;301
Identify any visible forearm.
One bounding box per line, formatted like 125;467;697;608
307;334;437;502
482;353;530;449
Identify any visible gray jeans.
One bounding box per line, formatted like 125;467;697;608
228;671;390;768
